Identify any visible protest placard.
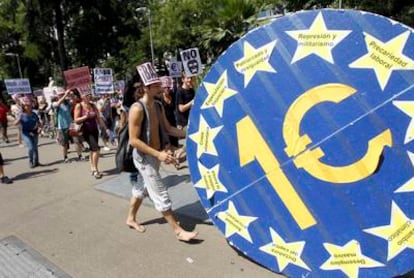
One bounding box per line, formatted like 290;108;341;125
180;48;202;77
94;68;114;94
4;79;32;94
136;62;160;86
168;58;182;77
113;80;125;93
63;66;91;89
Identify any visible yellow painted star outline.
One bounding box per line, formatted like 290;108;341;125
349;31;414;90
216;201;257;243
320;239;384;277
259;227;310;272
188;115;223;159
395;151;414;193
194;162;228;199
233;40;277;87
201;70;238;117
286;12;351;64
364;201;414;261
393;100;414;144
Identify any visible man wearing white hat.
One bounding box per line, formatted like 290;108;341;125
126;63;198;242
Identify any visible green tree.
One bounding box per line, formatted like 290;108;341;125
0;0;25;79
150;0;275;66
0;0;413;87
198;0;271;62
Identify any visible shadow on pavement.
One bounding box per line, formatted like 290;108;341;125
42;159;66;167
175;201;211;224
228;241;281;275
141;217;167;226
99;152;115;158
163;174;191;189
38;141;57;147
13;168;59;180
102;167;120;177
140;215;205;245
4;156;28;163
0;143;22;149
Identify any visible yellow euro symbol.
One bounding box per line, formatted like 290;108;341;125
283;83;392;183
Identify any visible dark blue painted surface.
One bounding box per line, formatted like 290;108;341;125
187;9;414;277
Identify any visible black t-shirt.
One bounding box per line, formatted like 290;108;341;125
176;87;195;126
161;91;176;127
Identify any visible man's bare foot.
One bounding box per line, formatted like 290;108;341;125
176;230;198;242
126;221;146;233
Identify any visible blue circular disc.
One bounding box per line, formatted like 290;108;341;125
187;9;414;277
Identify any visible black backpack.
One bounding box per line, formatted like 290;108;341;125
115;101;146;173
115;100;169;173
115;120;136;172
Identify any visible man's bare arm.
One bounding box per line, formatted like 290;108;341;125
129;103;175;164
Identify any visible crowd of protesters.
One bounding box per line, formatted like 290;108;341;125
0;65;198;241
0;68;195;192
0;87;124;179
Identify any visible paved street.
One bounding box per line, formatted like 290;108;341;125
0;126;281;278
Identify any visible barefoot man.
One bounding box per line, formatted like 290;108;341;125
126;63;198;242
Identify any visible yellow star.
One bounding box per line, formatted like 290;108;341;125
320;239;383;277
216;201;257;243
395;176;414;193
194;162;228;199
188;115;222;159
364;201;414;261
201;70;238;117
349;31;414;90
286;12;351;64
259;228;310;272
393;100;414;144
234;40;277;87
395;151;414;193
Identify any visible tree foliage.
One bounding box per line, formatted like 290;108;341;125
0;0;412;88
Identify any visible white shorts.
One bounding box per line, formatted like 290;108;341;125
132;149;172;212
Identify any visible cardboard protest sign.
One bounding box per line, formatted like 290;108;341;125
113;80;125;93
63;66;91;90
160;76;173;89
187;9;414;277
4;79;32;94
33;89;44;97
93;68;114;94
168;58;182;78
180;48;202;77
42;87;55;105
136;62;160;86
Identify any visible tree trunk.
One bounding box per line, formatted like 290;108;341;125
54;0;67;72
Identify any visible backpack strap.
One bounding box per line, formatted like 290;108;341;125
135;100;149;144
154;100;170;149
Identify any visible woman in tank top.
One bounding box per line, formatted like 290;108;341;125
74;90;108;179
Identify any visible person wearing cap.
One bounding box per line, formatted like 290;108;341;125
14;96;42;168
52;88;74;163
74;89;108;179
126;63;198;241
